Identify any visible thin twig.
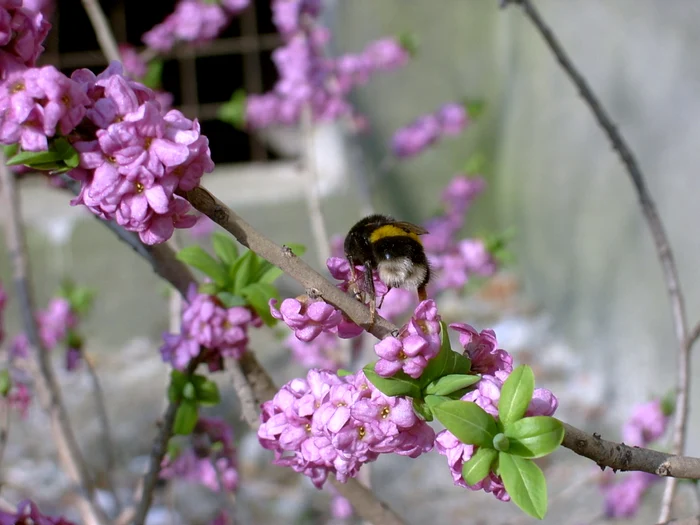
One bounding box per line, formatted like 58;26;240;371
80;0;120;63
127;357;200;525
301;106;331;266
507;1;690;520
0;401;10;469
84;354;122;511
0;162;109;525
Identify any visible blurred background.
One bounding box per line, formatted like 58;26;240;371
1;0;700;523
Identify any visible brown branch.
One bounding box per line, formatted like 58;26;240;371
504;1;691;519
183;186;396;339
561;423;700;478
0;163;110;525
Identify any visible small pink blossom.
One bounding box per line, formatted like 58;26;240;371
270;297;343;342
449;323;512;376
0;499;77;524
622;399;668;447
603;471;657;518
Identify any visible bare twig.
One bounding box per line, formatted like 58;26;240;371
0;162;109;525
80;0;120;63
84;354;121;511
127;357;200;525
301;106;331;267
506;1;691;519
0;401;10;469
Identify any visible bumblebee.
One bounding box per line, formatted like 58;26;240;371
343;214;430;327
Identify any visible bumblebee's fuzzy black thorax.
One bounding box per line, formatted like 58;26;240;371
343;214;431;325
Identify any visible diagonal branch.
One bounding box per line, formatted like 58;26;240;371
503;1;690;519
0;163;110;525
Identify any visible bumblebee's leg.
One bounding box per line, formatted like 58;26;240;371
417;285;428;302
363;266;377;329
346;258;363;301
377;286;391;309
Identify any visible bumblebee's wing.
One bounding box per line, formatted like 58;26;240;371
392;221;429;236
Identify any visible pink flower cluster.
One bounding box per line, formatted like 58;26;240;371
374;300;441;378
436;326;558;501
161;416;239;493
0;499;76;525
160;284;256;371
602;399;669;517
423;175;497;292
391;102;470;158
67;62;214;245
0;0;50;80
246;0;408;128
0;65;90;151
258;368;435;488
143;0;250;52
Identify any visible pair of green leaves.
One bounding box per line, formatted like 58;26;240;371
58;278;96;318
5;138;79;174
175;233;305;326
427;366;564;519
362;321;473;406
168;370;221;435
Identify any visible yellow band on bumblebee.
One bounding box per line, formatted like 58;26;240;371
369;224;421;244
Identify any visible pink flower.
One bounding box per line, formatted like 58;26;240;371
0;2;50;79
373;300;441;379
0;499;78;524
391;114;441;158
8;381;31;419
143;0;237;52
449;323;512;376
160;285;253;370
37;297;77;350
118;44;148;79
285;331;343;371
0;66;90;150
270;297;343;342
441;174;485;216
622;399;668;447
258;369;433;488
458;239;497;276
161;416;239;494
436;102;468;135
434;430;510;501
526;388;558;417
67;62;213;245
603;471;657;518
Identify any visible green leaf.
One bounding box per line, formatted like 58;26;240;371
499;365;535;425
212;232;239;265
168;370;189;402
412;398;433;421
498;453;548;519
0;369;11;397
216;291;247;308
176;245;229;286
142;59;164;88
182;382;196;401
218;89;247;129
191;376;221;407
240;282;279;326
230;250;257;293
463;152;487;174
173;400;199;435
199;282;219;295
504;416;564;459
397;31;419;57
420;321;471;388
465;99;486;120
462;447;497;486
337;369;352;377
425;397;499;448
7;149;63;166
362;363;422;398
424;374;481;396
